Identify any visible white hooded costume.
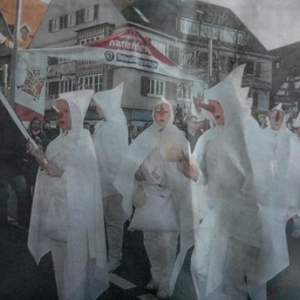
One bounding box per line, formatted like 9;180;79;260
114;97;193;298
190;65;289;300
289;112;300;237
92;83;128;270
263;104;300;221
28;90;109;300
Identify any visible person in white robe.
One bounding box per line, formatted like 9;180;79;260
290;113;300;238
27;90;109;300
183;102;206;153
92;83;128;272
263;104;300;225
114;97;192;299
179;65;289;300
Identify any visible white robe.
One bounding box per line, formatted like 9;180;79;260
93;83;129;198
114;99;194;295
28;129;109;300
190;65;289;299
264;123;300;220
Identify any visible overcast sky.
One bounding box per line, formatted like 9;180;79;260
202;0;300;50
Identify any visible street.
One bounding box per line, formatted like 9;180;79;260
0;219;300;300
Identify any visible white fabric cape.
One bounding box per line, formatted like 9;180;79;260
28;91;109;300
191;65;289;297
114;98;195;295
263;107;300;219
93;83;129;198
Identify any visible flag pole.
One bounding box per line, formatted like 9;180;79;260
9;0;22;105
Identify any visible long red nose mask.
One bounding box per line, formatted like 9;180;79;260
197;103;216;114
275;110;281;122
52;105;63;119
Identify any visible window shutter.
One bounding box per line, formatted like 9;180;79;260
169;45;179;64
165;82;177;100
76;9;84;25
59;16;65;29
255;62;261;77
94;4;99;19
64;14;68;28
49;82;59;98
141;76;150;96
48;20;52;32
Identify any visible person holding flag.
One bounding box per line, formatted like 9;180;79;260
27;90;109;300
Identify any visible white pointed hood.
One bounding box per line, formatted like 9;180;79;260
272;103;284;112
93;83;125;123
206;64;247;126
58;89;94;130
293;112;300;128
152;96;175;127
189;100;206;122
265;102;286;131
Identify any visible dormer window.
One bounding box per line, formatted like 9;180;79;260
180;18;200;36
67;12;76;28
84;6;95;22
49;18;60;32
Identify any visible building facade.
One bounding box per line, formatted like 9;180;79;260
1;0;274;125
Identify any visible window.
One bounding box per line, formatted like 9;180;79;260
151;40;169;57
49;18;60;32
80;34;104;45
169;45;180;64
218;56;227;72
200;23;246;45
67;12;76;27
252;92;258;108
84;6;95;22
177;83;191;100
255;62;261;77
149;79;164;96
78;74;104;92
219;27;236;43
59;78;75;93
245;61;261;77
180;18;200;35
58;58;70;63
237;32;246;45
200;24;220;40
140;76;165;97
47;81;59;98
179;49;208;69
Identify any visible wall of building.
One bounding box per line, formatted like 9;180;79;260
258;90;270;111
113;67;179;110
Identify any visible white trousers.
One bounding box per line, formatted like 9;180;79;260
292;215;300;234
143;231;178;290
191;236;267;300
51;240;68;300
103;193;126;263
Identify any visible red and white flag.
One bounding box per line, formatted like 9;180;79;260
14;51;47;121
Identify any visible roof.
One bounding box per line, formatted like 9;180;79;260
30;0;126;48
122;0;268;54
0;0;49;48
243;76;271;91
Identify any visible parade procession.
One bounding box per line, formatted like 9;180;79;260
2;0;300;300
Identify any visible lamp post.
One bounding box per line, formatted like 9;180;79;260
9;0;22;104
